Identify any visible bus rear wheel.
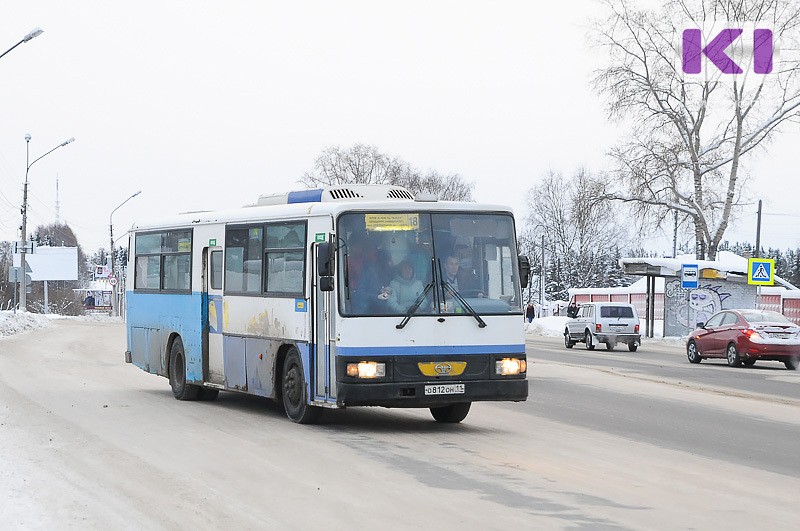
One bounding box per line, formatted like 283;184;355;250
430;402;471;423
198;388;220;401
281;348;321;424
169;338;200;401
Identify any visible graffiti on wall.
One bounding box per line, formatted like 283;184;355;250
665;279;738;336
685;286;731;327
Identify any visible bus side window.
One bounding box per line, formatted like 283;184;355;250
265;222;306;295
210;251;223;290
134;230;191;292
225;226;263;293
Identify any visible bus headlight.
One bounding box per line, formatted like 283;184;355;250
495;358;526;376
346;361;386;379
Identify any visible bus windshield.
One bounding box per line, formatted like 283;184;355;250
337;212;521;317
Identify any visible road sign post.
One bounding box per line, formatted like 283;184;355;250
747;258;775;286
8;267;21;314
681;264;699;289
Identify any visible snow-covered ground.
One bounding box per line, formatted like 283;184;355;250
0;311;55;339
0;312;121;340
2;312;686;344
525;316;687;345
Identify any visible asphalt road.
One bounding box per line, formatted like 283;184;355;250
529;335;800;402
525;336;800;479
1;320;799;529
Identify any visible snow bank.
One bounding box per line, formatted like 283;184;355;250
525;316;570;337
0;312;122;341
0;311;54;339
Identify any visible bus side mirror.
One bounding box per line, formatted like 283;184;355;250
319;276;334;292
317;241;335;277
518;255;531;288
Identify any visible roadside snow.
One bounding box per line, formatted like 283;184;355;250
525;316;570;337
0;312;54;339
525;316;687;345
0;312;123;341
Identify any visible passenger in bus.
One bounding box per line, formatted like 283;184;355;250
387;260;425;313
454;243;473;270
443;254;483;297
347;237;383;313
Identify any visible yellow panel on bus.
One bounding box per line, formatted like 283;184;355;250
365;213;419;232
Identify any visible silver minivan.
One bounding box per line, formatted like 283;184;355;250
565;302;641;351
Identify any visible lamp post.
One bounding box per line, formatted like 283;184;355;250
110;191;141;316
0;28;43;61
19;134;75;312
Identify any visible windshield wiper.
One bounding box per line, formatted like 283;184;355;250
395;281;435;329
343;252;351;301
437;259;486;328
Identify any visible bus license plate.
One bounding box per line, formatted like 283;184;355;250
424;384;465;396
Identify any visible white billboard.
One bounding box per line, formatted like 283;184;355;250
13;246;79;281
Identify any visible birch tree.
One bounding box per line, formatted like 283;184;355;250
525;169;621;259
523;169;630;299
593;0;800;259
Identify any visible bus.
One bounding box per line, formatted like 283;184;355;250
125;185;530;423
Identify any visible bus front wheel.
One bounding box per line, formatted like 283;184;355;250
169;338;200;401
430;402;471;423
281;348;321;424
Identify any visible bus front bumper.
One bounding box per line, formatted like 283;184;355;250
335;379;528;408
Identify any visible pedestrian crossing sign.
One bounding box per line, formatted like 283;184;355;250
748;258;775;285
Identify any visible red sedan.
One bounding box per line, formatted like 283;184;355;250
686;309;800;370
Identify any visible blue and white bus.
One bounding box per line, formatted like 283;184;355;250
125;185;530;423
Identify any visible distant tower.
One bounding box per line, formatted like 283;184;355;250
55;175;61;224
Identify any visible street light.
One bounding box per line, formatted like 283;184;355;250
110;191;142;317
19;134;75;312
0;28;44;61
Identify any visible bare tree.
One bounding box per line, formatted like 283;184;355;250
523;169;628;299
525;169;621;258
394;169;474;201
593;0;800;259
301;144;474;201
300;144;408;186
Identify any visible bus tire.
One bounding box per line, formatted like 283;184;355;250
430;402;471;423
198;388;220;401
282;348;321;424
169;338;200;401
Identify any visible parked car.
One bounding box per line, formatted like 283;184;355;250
686;309;800;370
564;302;641;352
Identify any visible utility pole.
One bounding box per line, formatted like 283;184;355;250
109;191;142;316
755;199;762;258
19;135;31;311
110;223;115;315
755;199;763;310
540;234;545;316
19;135;75;311
55;176;61;224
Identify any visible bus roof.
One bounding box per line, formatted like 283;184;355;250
128;196;515;234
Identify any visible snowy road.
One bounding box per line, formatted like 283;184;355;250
1;319;799;529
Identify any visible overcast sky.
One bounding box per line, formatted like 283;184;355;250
1;0;798;256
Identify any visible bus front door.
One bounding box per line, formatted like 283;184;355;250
203;246;225;386
312;241;336;403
